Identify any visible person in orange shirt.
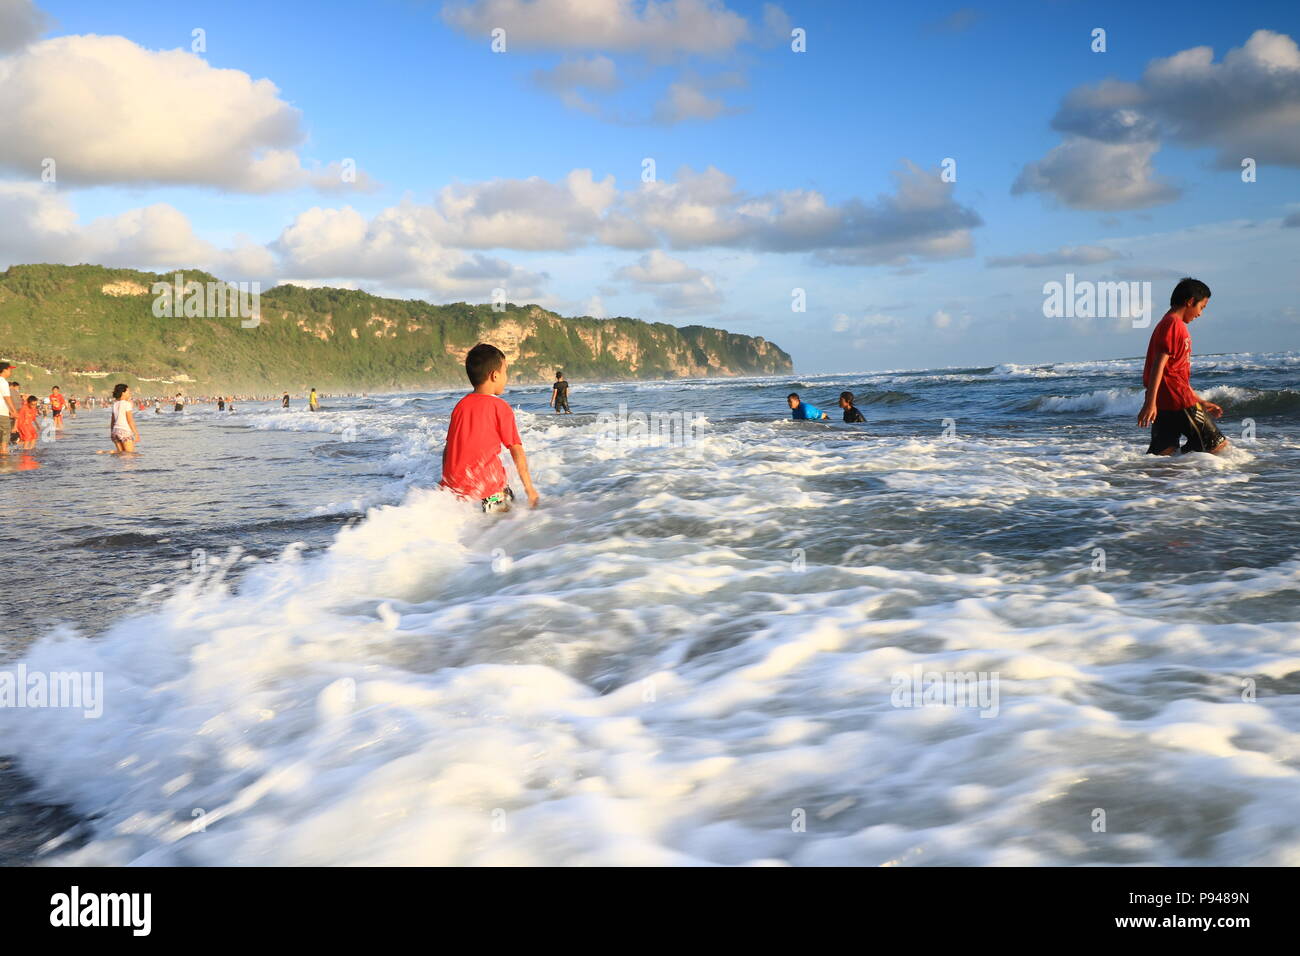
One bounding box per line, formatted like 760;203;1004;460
16;395;40;449
49;385;67;430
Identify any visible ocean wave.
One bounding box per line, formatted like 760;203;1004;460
1034;386;1300;418
991;363;1058;378
1204;387;1300;418
1032;388;1144;415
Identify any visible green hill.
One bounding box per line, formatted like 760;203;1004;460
0;264;793;396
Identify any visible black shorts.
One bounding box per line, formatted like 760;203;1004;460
555;398;570;413
1147;405;1226;455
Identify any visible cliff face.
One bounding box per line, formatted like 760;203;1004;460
0;264;793;392
467;306;789;382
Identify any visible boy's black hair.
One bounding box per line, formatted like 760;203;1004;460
555;370;564;379
112;383;129;399
1170;278;1211;309
52;385;60;390
467;343;506;387
787;392;800;401
839;391;855;404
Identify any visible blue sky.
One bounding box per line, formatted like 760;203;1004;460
1;0;1297;373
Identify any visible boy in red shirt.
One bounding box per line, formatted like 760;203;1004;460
1138;277;1227;455
441;343;540;512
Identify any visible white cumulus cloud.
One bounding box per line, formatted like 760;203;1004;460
0;181;274;276
1015;30;1300;209
0;34;374;192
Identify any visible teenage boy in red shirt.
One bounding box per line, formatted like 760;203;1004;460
1138;277;1228;456
441;343;540;512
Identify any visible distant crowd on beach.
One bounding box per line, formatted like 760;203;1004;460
0;365;340;457
0;363;575;462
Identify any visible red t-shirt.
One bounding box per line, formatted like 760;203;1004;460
1143;311;1197;411
440;393;522;501
50;392;65;411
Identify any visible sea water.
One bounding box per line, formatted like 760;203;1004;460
1;352;1298;865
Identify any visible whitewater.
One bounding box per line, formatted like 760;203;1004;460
1;351;1298;865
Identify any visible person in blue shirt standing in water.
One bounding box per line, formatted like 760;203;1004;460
787;392;829;420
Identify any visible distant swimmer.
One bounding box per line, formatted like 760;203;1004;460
838;391;866;423
174;391;184;413
550;370;572;414
227;397;235;412
787;392;829;421
440;344;540;512
68;397;77;417
218;397;225;411
153;399;162;414
282;392;290;409
1138;278;1229;456
309;388;320;412
99;383;141;454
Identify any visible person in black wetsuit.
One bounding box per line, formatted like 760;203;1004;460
550;371;571;414
838;391;865;423
282;392;290;409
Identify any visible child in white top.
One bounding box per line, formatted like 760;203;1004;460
101;383;141;454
